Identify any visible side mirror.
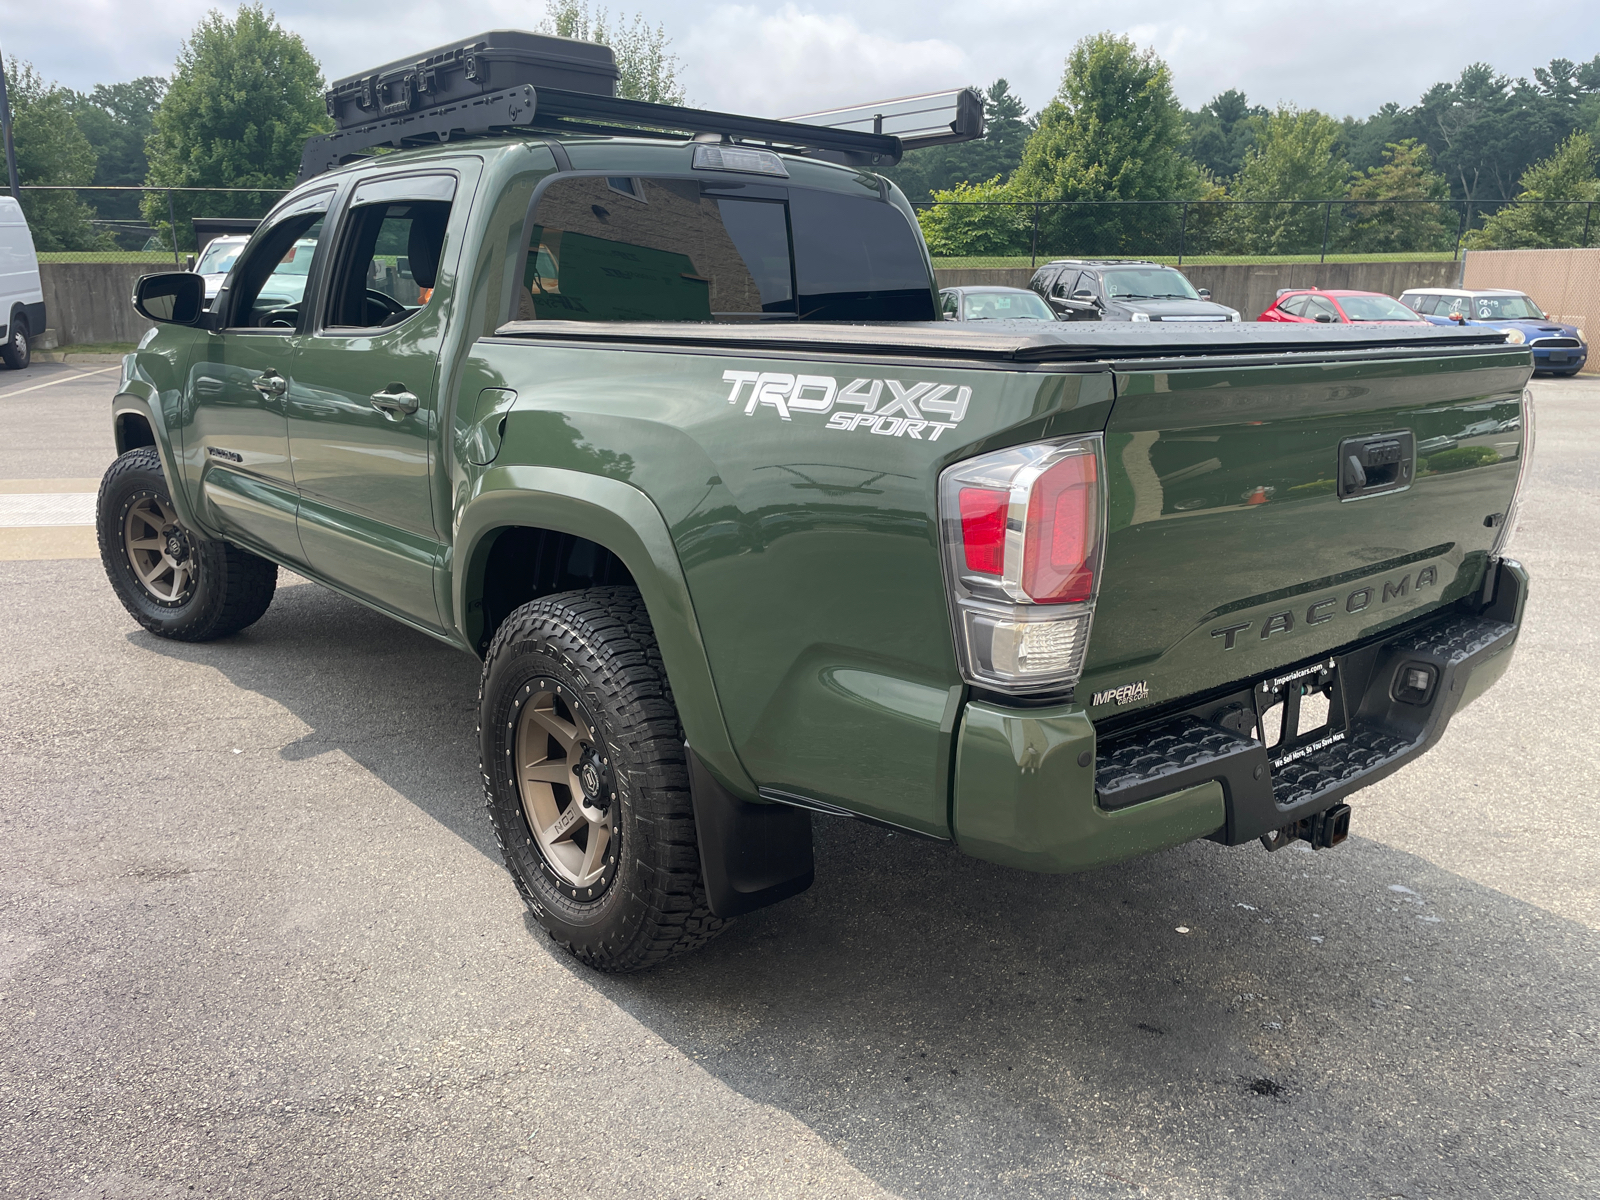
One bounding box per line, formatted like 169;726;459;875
1071;289;1097;303
133;272;207;325
1314;313;1334;323
1197;288;1212;300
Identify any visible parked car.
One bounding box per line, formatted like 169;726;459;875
103;32;1533;973
194;233;317;311
1029;259;1240;323
939;286;1058;322
1259;289;1428;325
193;234;250;300
1399;287;1587;376
0;196;45;370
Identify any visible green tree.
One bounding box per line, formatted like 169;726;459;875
885;79;1034;203
916;176;1029;258
1183;88;1266;180
1227;106;1350;254
1;60;110;252
540;0;685;105
142;4;329;249
1011;33;1200;256
1468;131;1600;247
67;77;166;243
1343;138;1456;253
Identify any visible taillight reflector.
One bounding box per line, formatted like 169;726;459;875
1022;453;1097;603
958;487;1008;575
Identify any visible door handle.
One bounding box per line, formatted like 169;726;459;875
369;386;419;418
251;370;288;398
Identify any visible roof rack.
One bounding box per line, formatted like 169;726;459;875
299;82;983;182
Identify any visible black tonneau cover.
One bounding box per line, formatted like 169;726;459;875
492;319;1517;365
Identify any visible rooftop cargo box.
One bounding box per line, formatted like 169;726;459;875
324;30;618;129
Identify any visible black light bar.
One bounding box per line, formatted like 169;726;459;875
783;88;985;151
298;83;912;181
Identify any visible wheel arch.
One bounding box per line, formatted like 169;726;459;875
111;384;202;533
455;465;756;798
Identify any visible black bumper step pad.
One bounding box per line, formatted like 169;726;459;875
1096;716;1267;813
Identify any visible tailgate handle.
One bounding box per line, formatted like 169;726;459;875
1337;432;1413;501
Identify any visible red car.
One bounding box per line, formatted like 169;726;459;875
1257;289;1427;325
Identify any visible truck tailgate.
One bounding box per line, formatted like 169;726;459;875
1077;347;1530;718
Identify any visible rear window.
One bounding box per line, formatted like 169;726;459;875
513;175;933;324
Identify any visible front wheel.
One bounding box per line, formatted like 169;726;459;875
97;447;279;640
479;586;726;972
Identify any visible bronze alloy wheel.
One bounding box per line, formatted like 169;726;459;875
513;681;618;900
121;491;197;605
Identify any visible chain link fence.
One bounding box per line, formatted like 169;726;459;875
3;186;291;263
915;199;1600;269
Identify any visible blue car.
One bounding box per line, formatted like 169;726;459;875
1398;287;1587;376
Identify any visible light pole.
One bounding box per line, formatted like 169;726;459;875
0;39;22;201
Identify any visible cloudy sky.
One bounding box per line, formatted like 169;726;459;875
3;0;1596;121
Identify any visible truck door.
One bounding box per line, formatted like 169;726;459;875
288;171;462;631
187;188;332;563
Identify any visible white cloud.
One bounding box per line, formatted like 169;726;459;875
678;4;971;116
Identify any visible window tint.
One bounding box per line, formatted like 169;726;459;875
226;211;327;329
1051;271;1080;298
788;189;933;321
1279;294;1309;317
519;176;793;322
325;198;454;328
1030;269;1056;297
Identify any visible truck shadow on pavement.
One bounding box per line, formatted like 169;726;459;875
141;579;1599;1200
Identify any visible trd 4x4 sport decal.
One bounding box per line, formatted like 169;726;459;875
721;371;971;440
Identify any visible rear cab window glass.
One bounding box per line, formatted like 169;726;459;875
514;174;933;324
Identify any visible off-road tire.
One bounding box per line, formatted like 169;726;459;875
1;315;29;370
480;586;727;972
97;447;278;641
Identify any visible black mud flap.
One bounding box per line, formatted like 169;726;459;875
688;750;814;919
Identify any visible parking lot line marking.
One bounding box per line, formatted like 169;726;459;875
0;526;99;561
0;493;97;527
0;478;102;494
0;366;118;398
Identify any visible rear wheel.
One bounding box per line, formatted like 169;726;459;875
479;586;726;972
1;316;29;370
97;447;278;640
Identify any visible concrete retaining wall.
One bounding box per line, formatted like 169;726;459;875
934;259;1465;321
38;263;157;346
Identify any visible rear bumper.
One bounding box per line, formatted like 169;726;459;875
951;558;1527;872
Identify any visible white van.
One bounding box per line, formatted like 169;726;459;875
0;196;46;370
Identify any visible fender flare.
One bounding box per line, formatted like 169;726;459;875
454;464;758;799
111;377;205;535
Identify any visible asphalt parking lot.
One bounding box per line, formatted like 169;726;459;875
1;361;1596;1199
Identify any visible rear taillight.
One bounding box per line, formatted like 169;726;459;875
939;436;1106;694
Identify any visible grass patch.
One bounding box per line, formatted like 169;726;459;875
931;252;1461;270
37;252;180;265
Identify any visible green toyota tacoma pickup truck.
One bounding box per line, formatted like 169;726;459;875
99;41;1532;971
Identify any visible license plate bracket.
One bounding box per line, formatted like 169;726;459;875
1255;658;1349;772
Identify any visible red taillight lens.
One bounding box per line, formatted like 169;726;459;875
958;486;1009;575
1022;453;1098;603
